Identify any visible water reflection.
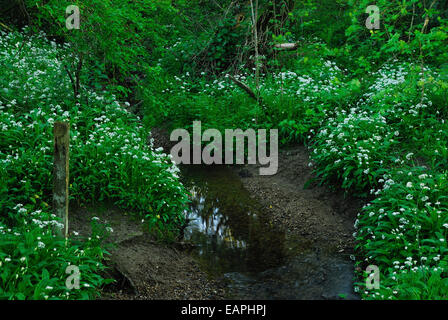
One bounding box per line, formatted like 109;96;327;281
182;165;286;275
181;165;358;300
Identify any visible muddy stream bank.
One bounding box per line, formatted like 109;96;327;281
181;146;361;299
71;144;362;300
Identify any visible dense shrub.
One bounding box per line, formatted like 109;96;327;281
0;217;111;300
310;110;396;193
354;166;448;299
22;0;181;92
0;30;188;299
346;0;448;65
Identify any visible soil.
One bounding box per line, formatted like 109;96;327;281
233;146;364;253
69;206;226;300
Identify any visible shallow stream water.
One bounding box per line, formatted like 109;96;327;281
181;165;359;300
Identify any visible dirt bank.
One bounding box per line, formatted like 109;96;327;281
70;206;226;300
233;145;364;254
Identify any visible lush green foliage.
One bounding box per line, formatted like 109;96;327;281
137;0;448;300
142;44;356;141
0;30;187;299
355;166;448;299
2;0;447;300
22;0;181;95
0;217;111;299
346;0;448;64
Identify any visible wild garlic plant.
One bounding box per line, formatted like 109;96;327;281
0;30;188;299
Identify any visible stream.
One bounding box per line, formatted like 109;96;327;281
181;165;359;300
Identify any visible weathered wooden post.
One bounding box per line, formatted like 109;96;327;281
53;122;70;238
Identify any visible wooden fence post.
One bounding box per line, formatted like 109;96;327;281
53;122;70;238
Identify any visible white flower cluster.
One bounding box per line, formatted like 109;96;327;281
0;30;187;257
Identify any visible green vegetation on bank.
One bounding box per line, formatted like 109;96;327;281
0;29;187;299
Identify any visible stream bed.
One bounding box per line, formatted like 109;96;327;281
181;165;359;300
